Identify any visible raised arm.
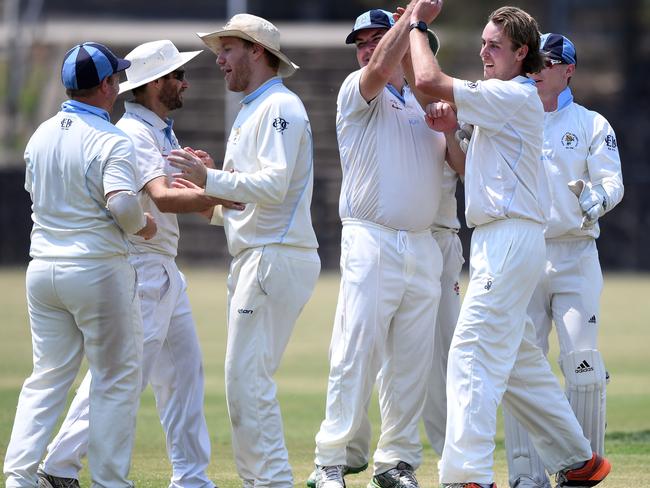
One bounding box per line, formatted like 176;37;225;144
409;0;455;102
359;3;415;102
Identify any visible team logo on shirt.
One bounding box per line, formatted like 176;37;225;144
390;99;403;110
229;127;241;144
60;118;73;130
272;117;289;133
484;278;493;291
561;132;579;149
464;81;479;90
605;134;618;150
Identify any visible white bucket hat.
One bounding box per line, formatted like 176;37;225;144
119;40;202;94
197;14;299;78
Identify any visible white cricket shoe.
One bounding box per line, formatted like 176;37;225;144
315;465;346;488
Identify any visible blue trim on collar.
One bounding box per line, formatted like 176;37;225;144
241;77;283;105
163;118;174;145
386;83;405;105
516;75;536;86
61;100;110;122
556;86;574;111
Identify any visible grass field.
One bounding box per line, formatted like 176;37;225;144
1;268;649;487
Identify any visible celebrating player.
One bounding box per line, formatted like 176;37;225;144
309;5;464;488
36;40;239;488
408;1;612;487
503;33;623;488
167;14;321;488
4;42;154;488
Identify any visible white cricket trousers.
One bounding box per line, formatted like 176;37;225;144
503;237;605;487
423;229;464;456
40;253;213;488
315;219;442;474
4;257;142;488
225;244;320;488
439;219;592;484
330;228;460;468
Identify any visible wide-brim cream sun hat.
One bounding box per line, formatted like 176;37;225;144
197;13;299;78
119;40;202;94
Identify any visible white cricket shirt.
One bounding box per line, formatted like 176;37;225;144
431;162;461;232
453;76;545;228
536;87;623;239
25;101;138;259
205;77;318;257
117;101;180;257
337;69;446;231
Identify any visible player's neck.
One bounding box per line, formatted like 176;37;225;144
242;65;278;96
388;70;405;93
540;91;559;112
136;95;169;121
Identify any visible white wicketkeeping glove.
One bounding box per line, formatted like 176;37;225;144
455;123;474;154
567;179;609;229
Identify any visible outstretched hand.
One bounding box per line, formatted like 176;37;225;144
168;149;208;188
184;146;216;169
411;0;443;24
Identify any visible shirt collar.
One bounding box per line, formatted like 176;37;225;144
241;77;283;105
386;83;406;105
61;100;110;122
514;75;536;86
556;86;574;111
124;101;175;144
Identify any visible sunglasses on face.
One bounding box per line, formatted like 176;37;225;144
543;58;564;69
166;70;185;81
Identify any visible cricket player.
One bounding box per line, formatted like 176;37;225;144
306;164;464;488
309;6;465;488
408;1;612;487
4;42;156;488
167;14;320;488
36;40;238;488
503;33;623;488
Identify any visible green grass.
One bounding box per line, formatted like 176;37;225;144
1;268;649;487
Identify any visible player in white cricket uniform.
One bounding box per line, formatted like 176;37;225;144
307;164;464;488
37;41;233;488
4;43;156;488
409;2;612;487
167;15;320;488
309;7;465;488
503;33;624;488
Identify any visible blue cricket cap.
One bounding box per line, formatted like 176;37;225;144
540;33;577;66
61;42;131;90
346;9;395;44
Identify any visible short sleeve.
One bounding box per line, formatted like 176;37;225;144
453;78;531;134
118;119;166;191
102;135;139;196
337;69;381;123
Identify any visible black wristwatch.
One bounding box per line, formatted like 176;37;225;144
409;21;428;33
